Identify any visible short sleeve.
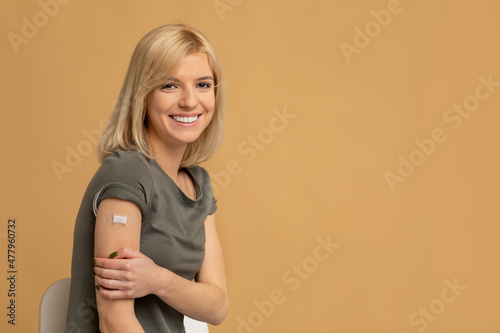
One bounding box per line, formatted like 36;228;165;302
202;167;217;215
188;165;218;215
209;194;217;215
90;151;152;219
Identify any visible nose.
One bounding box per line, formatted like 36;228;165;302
179;87;198;110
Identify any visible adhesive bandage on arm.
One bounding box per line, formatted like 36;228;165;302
102;212;138;226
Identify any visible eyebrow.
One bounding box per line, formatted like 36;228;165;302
198;76;215;81
167;76;214;82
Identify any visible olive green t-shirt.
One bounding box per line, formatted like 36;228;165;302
66;150;217;333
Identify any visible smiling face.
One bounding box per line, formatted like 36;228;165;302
146;52;216;152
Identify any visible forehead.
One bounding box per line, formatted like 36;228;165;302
173;52;213;78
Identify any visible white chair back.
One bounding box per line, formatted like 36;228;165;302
184;316;210;333
40;278;71;333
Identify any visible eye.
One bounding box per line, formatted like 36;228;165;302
160;83;177;90
196;82;212;89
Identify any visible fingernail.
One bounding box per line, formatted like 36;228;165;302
95;285;100;291
109;251;118;258
92;271;95;278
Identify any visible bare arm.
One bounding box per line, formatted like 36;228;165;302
154;214;229;325
93;212;229;326
94;198;145;333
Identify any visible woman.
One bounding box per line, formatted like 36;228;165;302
66;24;228;333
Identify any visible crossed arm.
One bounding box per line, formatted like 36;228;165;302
93;198;229;333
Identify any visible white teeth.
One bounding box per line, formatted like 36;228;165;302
172;115;198;123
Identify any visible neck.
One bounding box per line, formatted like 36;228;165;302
148;135;187;183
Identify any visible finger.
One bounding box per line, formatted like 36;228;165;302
97;248;140;260
115;247;144;259
94;258;130;270
96;276;122;290
94;249;126;261
94;265;125;280
97;285;133;300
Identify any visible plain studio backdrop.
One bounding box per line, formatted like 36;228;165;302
1;1;499;332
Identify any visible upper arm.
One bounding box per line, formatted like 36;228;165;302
94;198;142;322
195;214;228;297
95;198;142;256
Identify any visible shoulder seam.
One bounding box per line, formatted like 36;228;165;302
92;182;141;216
136;154;154;219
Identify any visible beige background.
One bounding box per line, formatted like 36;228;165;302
1;0;499;332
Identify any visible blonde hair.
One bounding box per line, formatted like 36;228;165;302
97;24;225;167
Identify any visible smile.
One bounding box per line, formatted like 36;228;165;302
171;115;199;124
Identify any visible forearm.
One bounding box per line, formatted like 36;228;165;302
154;268;229;325
99;315;145;333
97;296;145;333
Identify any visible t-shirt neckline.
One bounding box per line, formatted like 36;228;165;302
151;159;203;204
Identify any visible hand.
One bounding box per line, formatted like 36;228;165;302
94;247;161;299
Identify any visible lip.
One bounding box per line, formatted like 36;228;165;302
169;113;202;127
170;113;202;117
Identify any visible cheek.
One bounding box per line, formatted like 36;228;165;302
200;93;216;111
203;101;215;127
206;112;215;125
149;92;176;111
